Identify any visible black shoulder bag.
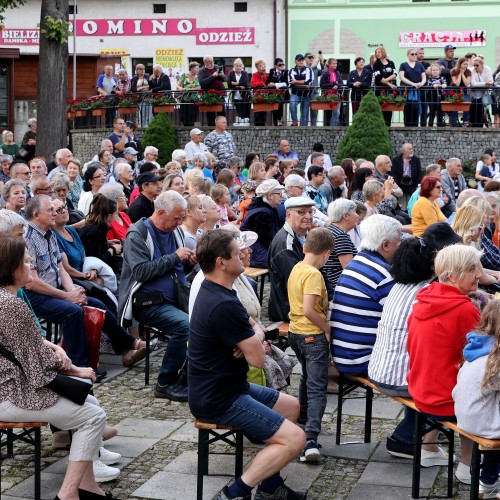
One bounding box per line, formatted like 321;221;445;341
0;343;92;406
150;223;191;313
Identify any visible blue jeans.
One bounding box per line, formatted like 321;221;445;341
290;94;310;126
212;383;283;442
289;332;329;441
133;303;189;385
26;291;89;367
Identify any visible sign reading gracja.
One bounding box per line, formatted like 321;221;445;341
399;30;486;48
0;18;255;46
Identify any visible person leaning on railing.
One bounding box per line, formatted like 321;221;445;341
177;61;201;127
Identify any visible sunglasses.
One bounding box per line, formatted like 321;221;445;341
410;53;417;56
277;63;285;67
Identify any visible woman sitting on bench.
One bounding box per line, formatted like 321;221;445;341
453;300;500;498
407;244;483;485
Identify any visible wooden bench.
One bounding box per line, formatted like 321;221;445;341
336;374;500;500
194;419;244;500
243;267;269;305
0;421;48;500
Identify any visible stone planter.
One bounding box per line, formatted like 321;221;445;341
253;103;279;112
441;102;471;112
311;101;339;111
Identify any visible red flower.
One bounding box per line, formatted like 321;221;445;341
392;91;397;97
257;96;264;103
381;90;386;95
450;90;456;96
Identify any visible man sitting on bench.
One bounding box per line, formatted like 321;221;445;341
188;229;307;500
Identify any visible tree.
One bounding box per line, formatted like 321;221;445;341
336;91;392;163
0;0;26;23
36;0;69;159
141;112;179;166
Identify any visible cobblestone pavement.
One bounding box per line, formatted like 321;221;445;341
1;281;477;499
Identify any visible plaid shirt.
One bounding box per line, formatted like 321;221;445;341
481;234;500;272
115;78;131;93
25;222;61;288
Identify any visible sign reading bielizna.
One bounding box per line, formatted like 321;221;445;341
399;30;486;48
0;18;255;46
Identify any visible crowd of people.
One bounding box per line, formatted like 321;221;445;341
1;115;500;499
79;47;500;129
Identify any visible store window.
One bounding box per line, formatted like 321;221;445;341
235;2;248;11
131;58;154;76
153;4;166;13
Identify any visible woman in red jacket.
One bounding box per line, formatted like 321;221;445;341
407;244;482;484
251;59;272;127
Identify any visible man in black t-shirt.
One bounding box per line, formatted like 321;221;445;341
189;230;306;500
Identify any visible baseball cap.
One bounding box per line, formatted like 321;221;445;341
190;128;203;136
137;172;164;185
295;54;305;61
284;197;316;210
123;147;139;155
444;45;456;51
255;179;285;197
304;52;314;58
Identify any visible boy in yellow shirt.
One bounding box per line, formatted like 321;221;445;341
287;227;334;463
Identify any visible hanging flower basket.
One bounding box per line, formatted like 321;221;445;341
75;109;87;117
198;104;223;113
311;101;338;111
253;103;279;112
67;111;76;120
380;104;404;112
118;106;137;115
92;108;107;117
441;102;470;112
153;104;175;113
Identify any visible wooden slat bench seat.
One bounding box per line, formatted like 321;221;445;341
243;267;269;304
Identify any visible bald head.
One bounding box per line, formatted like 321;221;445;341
456;189;482;208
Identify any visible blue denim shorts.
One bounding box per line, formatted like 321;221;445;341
214;383;284;442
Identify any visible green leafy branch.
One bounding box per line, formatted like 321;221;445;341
39;15;70;44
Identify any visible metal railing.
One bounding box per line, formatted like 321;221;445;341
67;86;500;129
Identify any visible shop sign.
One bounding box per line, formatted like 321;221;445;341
399;30;486;48
0;28;39;45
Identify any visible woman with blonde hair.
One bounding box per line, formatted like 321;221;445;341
188;175;212;196
247;162;267;185
182;168;203;194
373;45;397;127
162;173;184;195
362;180;385;218
228;57;250;125
181;195;206;250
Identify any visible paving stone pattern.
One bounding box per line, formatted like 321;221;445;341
1;283;478;499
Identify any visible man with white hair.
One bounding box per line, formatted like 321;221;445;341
48;148;73;179
441;157;467;209
29;157;48;176
120;191;195;402
149;64;171;92
391;143;423;209
184;128;208;162
331;214;401;375
199;55;227;126
135;146;159;175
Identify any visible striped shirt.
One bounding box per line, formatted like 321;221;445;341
330;250;394;373
368;282;427;388
323;225;357;290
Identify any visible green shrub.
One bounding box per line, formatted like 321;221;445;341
141;112;179;166
336;91;392;163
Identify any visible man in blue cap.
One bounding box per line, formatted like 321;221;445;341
288;54;313;126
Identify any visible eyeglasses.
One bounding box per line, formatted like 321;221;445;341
93;173;106;179
55;204;68;214
292;209;314;216
18;171;31;175
307;56;314;59
410;53;417;56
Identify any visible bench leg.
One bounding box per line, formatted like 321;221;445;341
470;442;481;500
197;429;209;500
364;386;373;443
145;325;150;386
444;428;454;498
235;431;244;478
34;426;42;500
336;372;345;445
259;276;265;305
412;411;425;499
6;429;14;456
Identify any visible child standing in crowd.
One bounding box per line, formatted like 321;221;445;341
211;184;234;227
236;180;257;224
287;227;334;463
453;300;500;499
426;64;447;127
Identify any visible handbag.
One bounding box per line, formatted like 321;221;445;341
0;343;92;405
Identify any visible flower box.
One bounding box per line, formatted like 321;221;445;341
198;104;223;113
75;110;87;117
92;108;107;117
253;103;279;112
118;106;137;115
67;111;76;120
380;104;404;112
153;104;175;113
441;102;470;112
311;101;338;111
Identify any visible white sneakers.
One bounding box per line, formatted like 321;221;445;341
93;447;121;482
455;461;472;485
420;446;453;467
478;479;500;499
233;117;250;127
